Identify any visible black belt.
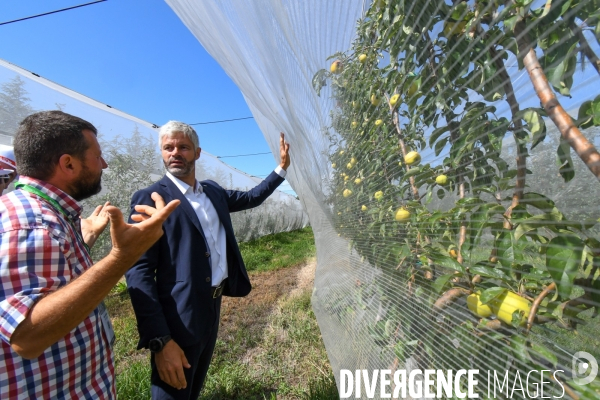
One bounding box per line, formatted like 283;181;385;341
211;279;226;298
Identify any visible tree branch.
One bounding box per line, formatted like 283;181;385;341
391;106;420;200
569;20;600;76
515;20;600;181
526;282;555;334
490;46;527;228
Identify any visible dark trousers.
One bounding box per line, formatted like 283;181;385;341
151;296;221;400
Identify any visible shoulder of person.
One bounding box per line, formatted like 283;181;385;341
198;179;222;190
0;190;64;235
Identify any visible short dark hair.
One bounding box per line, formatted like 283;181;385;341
14;111;97;180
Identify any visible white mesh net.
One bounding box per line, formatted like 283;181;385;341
0;58;308;260
166;0;600;398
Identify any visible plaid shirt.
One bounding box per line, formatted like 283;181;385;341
0;176;115;399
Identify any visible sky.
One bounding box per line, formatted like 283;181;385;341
0;0;295;194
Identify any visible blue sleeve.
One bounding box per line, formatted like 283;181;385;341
225;171;285;213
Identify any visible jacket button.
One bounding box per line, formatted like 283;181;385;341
205;252;210;257
206;277;211;283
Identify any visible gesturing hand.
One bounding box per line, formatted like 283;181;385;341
130;192;170;223
106;192;179;265
279;132;291;170
80;201;110;248
155;340;191;390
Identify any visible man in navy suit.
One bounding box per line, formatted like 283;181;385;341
125;121;290;399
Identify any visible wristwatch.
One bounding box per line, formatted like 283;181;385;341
148;335;172;353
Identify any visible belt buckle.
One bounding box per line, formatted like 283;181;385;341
212;283;224;298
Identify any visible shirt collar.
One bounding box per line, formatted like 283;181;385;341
18;175;83;219
166;172;202;194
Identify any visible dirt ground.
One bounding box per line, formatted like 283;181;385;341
219;260;316;340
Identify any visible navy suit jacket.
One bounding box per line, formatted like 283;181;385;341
125;171;285;349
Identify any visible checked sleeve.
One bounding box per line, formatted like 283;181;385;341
0;227;69;344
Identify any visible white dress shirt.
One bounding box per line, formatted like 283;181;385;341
166;167;286;287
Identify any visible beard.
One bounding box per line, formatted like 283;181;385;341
164;156;195;177
71;164;102;201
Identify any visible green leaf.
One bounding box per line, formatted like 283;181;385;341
480;286;507;305
577;100;595;128
521;192;556;211
519;108;547;149
450;2;468;20
546;235;584;299
504;15;518;32
556;137;575;182
529;342;558;368
470;263;513;282
495;230;525;273
429;253;465;273
403;166;423;180
594;95;600;126
312;69;328;97
514;211;563;241
433;273;456;294
434;136;449;156
429;125;450;147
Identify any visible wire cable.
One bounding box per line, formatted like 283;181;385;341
0;0;107;26
188;116;254;125
216;152;271;158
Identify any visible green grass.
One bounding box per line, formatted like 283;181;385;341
199;290;337;400
238;227;316;272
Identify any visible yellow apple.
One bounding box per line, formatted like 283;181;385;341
374;190;384;200
490;291;531;326
443;20;467;37
332;163;336;169
370;94;381;106
343;189;352;197
435;174;448;185
361;205;367;211
358;54;367;63
389;94;400;107
467;292;493;318
404;151;421;166
375;119;383;126
330;60;342;74
354;178;362;184
347;163;353;170
395;207;411;222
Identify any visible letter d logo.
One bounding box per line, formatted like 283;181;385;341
572;351;598;386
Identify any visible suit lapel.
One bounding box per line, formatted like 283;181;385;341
160;176;203;234
200;182;232;232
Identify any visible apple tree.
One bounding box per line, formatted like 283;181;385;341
315;0;600;396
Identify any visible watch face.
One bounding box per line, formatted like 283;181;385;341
149;339;162;352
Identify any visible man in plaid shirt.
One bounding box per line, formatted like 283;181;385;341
0;111;180;398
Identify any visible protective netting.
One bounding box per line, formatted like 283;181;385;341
167;0;600;398
0;58;308;260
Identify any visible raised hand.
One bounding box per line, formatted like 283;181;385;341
131;192;167;223
106;193;179;265
80;201;110;248
279;132;290;170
